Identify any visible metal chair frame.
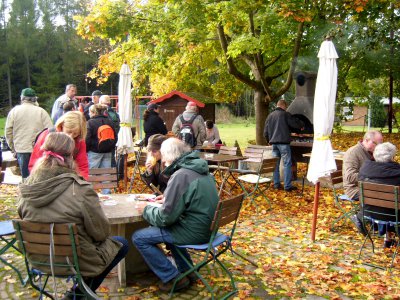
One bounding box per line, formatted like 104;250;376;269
358;182;400;271
170;194;245;300
13;220;96;299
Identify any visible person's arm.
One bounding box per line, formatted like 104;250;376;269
29;130;48;172
343;152;362;185
42;110;53;129
142;172;187;227
74;140;89;179
85;121;94;150
287;113;304;130
157;117;168;135
212;126;220;145
263;118;269;143
81;187;111;242
5;111;15;153
171;116;181;135
196;116;207;143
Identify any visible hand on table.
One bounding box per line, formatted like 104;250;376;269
155;195;164;204
135;201;149;214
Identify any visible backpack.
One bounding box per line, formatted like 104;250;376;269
178;114;198;147
106;108;120;135
97;122;116;153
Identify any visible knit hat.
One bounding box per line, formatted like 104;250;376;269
147;103;160;111
92;90;102;96
187;101;197;107
147;134;168;152
21;88;36;98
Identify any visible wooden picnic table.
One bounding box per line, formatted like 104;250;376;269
1;151;18;169
199;153;245;195
100;194;152;287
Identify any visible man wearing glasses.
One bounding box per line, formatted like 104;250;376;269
343;130;383;234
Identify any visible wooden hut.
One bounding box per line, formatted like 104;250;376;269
149;90;216;130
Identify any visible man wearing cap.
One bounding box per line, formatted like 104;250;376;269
84;90;102;121
172;101;206;147
143;103;168;146
5;88;53;179
51;84;77;123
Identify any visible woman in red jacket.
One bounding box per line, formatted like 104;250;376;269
29;111;89;179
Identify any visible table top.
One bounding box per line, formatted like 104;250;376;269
193;145;220;153
100;194;145;225
199;152;244;163
1;151;18;169
303;151;345;161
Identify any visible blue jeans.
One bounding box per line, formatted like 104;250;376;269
87;151;112;194
17;153;31;179
132;226;193;283
83;236;129;292
272;144;293;190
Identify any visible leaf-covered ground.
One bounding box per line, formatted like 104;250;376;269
2;132;400;299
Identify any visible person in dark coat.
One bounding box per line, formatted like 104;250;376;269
264;99;304;191
357;142;400;247
143;103;168;146
142;134;169;194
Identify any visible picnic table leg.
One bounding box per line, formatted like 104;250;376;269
117;224;126;287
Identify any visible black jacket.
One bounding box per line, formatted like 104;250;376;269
86;115;116;153
143;111;168;146
264;107;304;144
358;160;400;221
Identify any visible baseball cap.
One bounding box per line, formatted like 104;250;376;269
21;88;36;97
92;90;102;96
147;103;161;110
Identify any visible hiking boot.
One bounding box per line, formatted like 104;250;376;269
350;215;367;236
159;275;190;292
284;186;298;192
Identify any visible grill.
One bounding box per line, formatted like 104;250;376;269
287;71;317;179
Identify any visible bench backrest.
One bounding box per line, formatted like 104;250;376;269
88;167;118;190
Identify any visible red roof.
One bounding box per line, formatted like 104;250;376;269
150;90;205;108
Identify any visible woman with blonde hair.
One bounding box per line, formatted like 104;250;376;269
19;132;129;299
29;111;89;179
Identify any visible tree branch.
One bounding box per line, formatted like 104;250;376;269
217;23;260;90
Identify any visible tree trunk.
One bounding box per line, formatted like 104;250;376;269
6;59;11;107
254;89;268;145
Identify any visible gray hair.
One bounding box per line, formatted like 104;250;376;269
20;96;38;103
374;142;396;163
99;95;111;105
363;130;381;142
160;138;191;166
65;84;77;93
185;105;197;113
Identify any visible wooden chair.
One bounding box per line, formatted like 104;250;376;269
358;182;400;270
13;220;96;299
170;194;245;300
330;161;359;231
88;167;118;191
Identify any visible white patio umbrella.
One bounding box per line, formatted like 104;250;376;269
306;40;339;241
116;63;134;187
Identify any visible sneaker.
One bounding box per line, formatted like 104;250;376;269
284;186;298;192
159;275;190;292
350;215;367;236
274;185;283;190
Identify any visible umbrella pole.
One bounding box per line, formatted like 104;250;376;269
124;154;128;191
311;181;320;242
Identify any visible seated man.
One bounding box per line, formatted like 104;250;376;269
132;138;219;291
357;142;400;248
343;130;383;200
18;132;129;299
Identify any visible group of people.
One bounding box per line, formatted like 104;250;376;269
4;86;224;298
5;86;120;183
341;130;400;248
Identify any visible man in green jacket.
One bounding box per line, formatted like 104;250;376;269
133;138;219;291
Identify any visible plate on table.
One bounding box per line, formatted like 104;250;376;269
129;194;156;201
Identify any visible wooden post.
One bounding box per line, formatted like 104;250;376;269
311;181;320;242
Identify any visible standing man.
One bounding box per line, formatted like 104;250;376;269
172;101;206;147
84;90;102;121
5;88;53;179
51;84;77;122
264;99;304;191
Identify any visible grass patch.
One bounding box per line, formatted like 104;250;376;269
217;122;256;148
0;118;5;135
